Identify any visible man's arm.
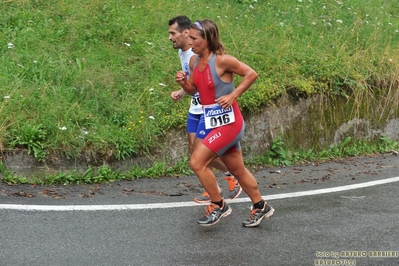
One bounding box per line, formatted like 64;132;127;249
170;88;186;102
176;55;198;95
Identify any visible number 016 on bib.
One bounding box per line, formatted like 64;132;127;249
203;104;235;129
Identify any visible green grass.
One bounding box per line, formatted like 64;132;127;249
1;0;399;164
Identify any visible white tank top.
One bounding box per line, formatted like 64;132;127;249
179;48;202;114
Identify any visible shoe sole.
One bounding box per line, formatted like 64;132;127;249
198;206;232;227
243;206;275;228
194;191;223;204
193;198;211;204
229;186;243;200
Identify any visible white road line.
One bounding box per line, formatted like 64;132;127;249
1;176;398;212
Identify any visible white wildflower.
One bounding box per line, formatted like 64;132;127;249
159;83;166;87
249;5;254;9
148;116;155;120
336;19;343;23
124;43;131;47
4;95;10;99
149;88;154;94
59;126;67;130
145;41;153;45
8;43;14;49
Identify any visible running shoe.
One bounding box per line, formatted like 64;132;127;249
197;202;232;226
242;202;274;227
194;187;222;203
224;176;243;200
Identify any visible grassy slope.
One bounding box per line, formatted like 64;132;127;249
1;0;399;160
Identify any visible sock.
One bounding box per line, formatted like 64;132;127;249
253;200;265;210
212;199;224;208
224;171;232;176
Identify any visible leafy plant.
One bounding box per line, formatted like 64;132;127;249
9;124;47;162
264;137;292;166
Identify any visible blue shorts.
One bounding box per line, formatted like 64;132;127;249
195;114;212;139
187;113;212;139
187;113;201;134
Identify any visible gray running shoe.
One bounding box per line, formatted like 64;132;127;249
194;187;222;203
224;176;243;200
197;202;232;226
242;202;274;227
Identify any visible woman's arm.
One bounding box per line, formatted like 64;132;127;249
215;54;258;109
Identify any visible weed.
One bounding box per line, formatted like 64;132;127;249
8;124;47;162
260;137;292;166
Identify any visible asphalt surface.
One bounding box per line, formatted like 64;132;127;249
0;153;398;266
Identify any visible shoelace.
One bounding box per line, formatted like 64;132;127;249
200;191;209;197
205;204;216;215
224;176;237;191
248;207;257;220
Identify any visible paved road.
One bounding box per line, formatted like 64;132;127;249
0;153;398;266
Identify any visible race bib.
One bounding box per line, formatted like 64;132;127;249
191;95;201;106
189;92;202;114
203;104;235;129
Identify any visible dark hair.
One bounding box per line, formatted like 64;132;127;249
191;19;226;55
168;15;192;32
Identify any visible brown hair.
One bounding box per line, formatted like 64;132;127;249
191;19;226;55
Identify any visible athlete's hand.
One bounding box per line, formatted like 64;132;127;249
216;94;236;110
171;89;186;102
175;71;188;86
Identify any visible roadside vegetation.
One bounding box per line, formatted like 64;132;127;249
1;135;398;185
1;0;399;184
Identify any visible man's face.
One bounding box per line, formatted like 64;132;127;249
168;22;187;50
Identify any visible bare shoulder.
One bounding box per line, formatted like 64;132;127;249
216;54;240;69
190;54;199;62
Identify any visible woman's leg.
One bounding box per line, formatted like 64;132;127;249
220;150;263;204
190;141;222;202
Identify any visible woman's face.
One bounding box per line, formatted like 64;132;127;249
188;28;207;55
